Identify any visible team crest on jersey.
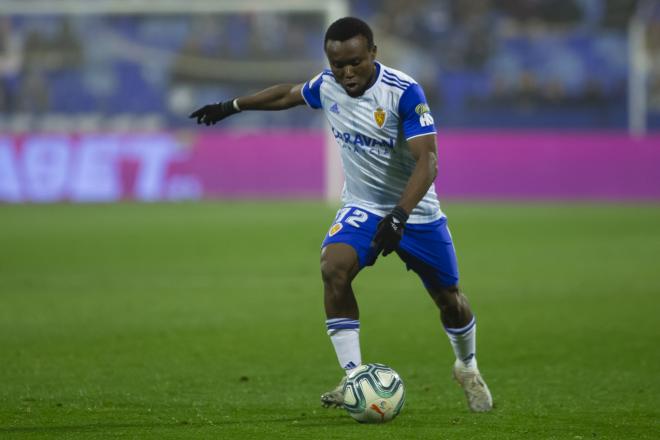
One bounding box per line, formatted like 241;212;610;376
374;107;386;128
329;222;343;237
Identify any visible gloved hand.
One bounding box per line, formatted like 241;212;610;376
371;206;409;256
189;100;240;125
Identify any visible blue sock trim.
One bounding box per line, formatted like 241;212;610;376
326;318;360;330
444;317;476;335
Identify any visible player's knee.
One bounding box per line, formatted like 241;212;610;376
320;244;359;288
429;285;462;308
320;258;352;288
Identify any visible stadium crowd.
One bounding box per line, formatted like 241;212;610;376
0;0;658;130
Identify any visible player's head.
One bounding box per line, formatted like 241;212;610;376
324;17;377;97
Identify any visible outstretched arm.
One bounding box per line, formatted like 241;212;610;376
190;83;306;125
236;83;305;110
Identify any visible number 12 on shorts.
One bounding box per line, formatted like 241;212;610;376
329;208;369;236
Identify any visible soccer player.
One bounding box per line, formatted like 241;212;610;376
190;17;493;413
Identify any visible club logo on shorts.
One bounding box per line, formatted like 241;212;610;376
374;107;386;128
329;223;343;237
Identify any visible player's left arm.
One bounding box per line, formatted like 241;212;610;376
395;82;438;214
396;134;438;214
371;82;437;256
371;137;437;256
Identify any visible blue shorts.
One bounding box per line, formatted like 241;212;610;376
321;206;459;289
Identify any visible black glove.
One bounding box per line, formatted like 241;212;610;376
189;100;240;126
371;206;409;257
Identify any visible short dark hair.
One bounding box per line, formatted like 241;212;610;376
324;17;374;49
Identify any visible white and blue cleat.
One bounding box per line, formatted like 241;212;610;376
452;360;493;412
320;376;347;408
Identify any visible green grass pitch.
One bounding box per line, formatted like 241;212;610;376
1;201;659;439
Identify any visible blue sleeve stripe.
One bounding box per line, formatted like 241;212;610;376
383;70;410;81
399;82;436;138
382;79;408;91
300;87;312;106
302;83;321;108
383;76;410;89
383;71;412;87
302;72;327;109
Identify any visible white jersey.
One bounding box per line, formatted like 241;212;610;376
302;61;444;223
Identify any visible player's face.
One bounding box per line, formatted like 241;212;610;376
325;36;377;97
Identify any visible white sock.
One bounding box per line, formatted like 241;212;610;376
326;318;361;373
445;317;478;369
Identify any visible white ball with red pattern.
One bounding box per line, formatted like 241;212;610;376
342;363;405;423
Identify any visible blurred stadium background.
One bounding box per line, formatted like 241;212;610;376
1;0;659;203
1;1;660;438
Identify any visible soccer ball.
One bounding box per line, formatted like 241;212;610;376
343;363;405;423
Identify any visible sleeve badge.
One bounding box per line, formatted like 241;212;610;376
415;103;431;115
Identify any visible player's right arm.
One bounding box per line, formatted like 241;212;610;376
237;83;306;110
189;83;305;126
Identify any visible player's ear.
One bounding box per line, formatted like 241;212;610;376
370;45;377;59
